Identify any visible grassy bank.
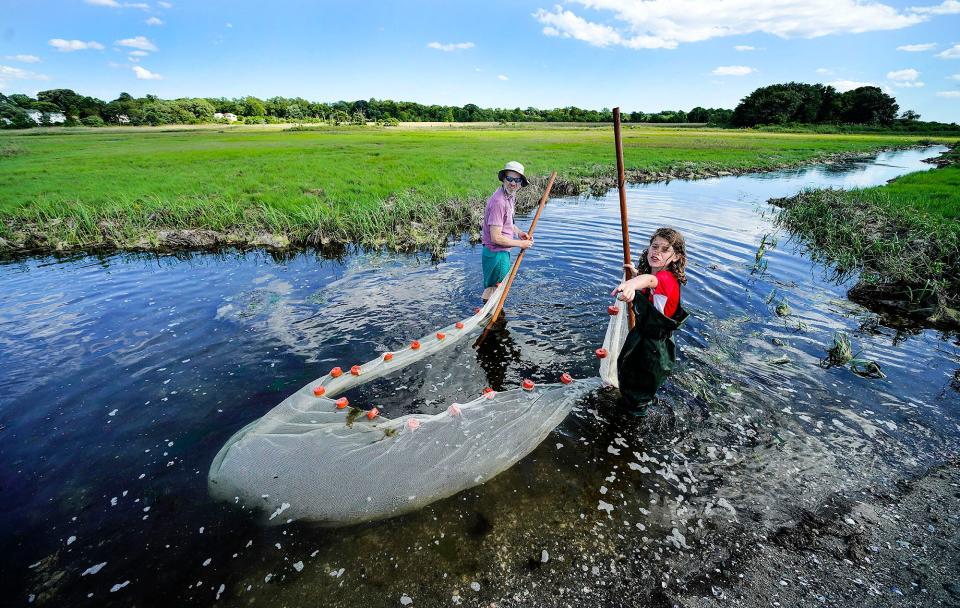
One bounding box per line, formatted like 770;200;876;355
772;146;960;327
0;124;952;255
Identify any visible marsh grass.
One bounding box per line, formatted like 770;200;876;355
0;125;953;254
772;152;960;323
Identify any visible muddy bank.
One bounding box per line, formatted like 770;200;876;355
0;147;923;259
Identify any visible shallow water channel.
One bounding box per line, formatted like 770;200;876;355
2;147;958;607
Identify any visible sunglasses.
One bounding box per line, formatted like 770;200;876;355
503;176;523;184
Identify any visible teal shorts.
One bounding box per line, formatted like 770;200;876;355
481;247;511;288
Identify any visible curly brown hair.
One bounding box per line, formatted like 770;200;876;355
636;227;687;285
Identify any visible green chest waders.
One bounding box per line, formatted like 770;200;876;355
616;289;688;409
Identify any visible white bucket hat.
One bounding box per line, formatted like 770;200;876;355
498;161;529;187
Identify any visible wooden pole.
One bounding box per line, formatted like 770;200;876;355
613;108;636;329
474;171;557;348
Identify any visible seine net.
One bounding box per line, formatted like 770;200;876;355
208;281;631;526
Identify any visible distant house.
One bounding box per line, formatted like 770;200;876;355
213;112;238;122
117;114;130;124
26;110;66;125
1;117;11;126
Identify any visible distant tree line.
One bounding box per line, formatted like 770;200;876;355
1;84;953;131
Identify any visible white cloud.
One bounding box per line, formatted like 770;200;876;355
498;74;509;80
949;74;960;80
734;45;755;51
936;90;960;97
133;65;162;80
49;39;105;52
4;54;41;63
816;67;834;75
116;36;158;51
226;22;233;28
128;55;141;63
887;68;920;80
427;41;475;52
893;81;925;87
129;50;149;57
86;0;150;8
533;1;926;51
712;65;754;76
896;42;936;51
909;0;960;14
827;79;876;92
146;17;163;25
0;65;50;80
937;44;960;58
157;1;172;7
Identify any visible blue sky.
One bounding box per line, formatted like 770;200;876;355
1;0;959;121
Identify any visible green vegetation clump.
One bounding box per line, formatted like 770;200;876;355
773;147;960;325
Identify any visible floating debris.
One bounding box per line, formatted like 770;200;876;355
850;358;886;379
822;332;854;367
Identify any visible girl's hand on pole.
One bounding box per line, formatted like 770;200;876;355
612;280;636;303
517;230;530;240
517;238;533;249
622;262;638;278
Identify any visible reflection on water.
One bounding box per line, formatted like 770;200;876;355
1;147;958;607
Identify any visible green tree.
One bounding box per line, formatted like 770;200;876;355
240;96;266;117
838;86;898;125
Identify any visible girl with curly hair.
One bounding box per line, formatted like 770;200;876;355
611;227;689;411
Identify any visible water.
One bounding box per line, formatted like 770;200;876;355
2;147;957;607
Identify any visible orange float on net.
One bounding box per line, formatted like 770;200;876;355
436;332;445;340
560;373;573;385
595;348;608;359
366;407;379;420
330;366;343;378
455;322;464;329
335;397;349;409
383;352;394;362
313;386;326;397
522;379;535;391
411;340;421;350
607;305;619;315
406;418;420;431
483;387;494;394
350;365;362;376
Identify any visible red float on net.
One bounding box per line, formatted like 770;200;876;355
596;348;608;359
436;332;445;340
411;340;421;350
313;386;326;397
607;305;619;315
455;322;464;329
367;407;380;420
560;373;573;384
335;397;349;409
522;379;535;391
383;352;394;362
350;365;362;376
330;366;343;378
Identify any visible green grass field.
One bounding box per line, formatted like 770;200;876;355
0;124;954;253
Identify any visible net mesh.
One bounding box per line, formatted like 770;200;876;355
208;282;631;526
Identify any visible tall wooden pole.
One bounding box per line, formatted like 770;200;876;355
474;171;556;348
613;108;636;329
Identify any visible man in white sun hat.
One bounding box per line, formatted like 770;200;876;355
480;160;533;303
